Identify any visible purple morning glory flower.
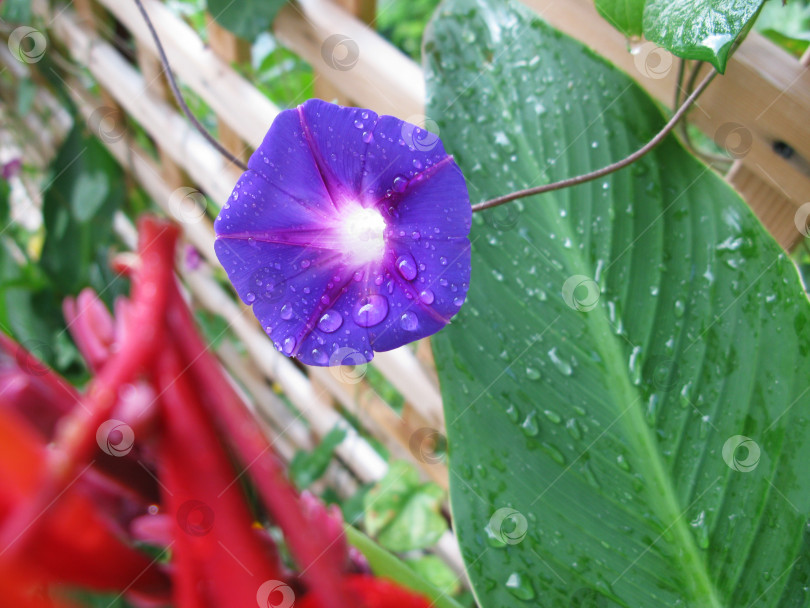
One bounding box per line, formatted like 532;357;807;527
214;99;471;367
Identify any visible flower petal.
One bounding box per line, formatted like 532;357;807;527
298;99;379;203
360;115;452;206
247;106;335;217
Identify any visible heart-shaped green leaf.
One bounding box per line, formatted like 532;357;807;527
595;0;645;36
426;0;810;606
642;0;766;72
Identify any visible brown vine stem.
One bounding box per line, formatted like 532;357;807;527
472;67;719;213
133;0;249;172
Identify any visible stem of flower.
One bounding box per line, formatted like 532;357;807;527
132;0;249;172
472;67;718;213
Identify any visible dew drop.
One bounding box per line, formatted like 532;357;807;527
505;573;536;601
543;409;562;424
318;310;343;333
628;346;643;385
411;231;421;240
311;348;328;365
400;311;419;331
362;131;373;143
544;444;566;465
548;347;573;376
419;289;435;305
521;412;540;437
413;159;423;170
506;404;520;423
352;294;389;327
674;299;685;318
392;176;408;193
280;303;294;320
282;336;296;354
396;253;418;280
525;367;541;381
566;418;582;440
353;119;364;129
301;259;311;269
245;292;256;303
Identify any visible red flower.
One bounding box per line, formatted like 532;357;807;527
0;217;432;608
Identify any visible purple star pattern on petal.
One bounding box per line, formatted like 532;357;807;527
214;99;471;366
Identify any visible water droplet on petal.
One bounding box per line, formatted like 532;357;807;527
419;289;435;305
246;292;256;303
411;231;421;240
362;131;373;143
318;310;343;333
393;176;408;193
280;303;294;320
282;336;296;354
312;348;328;365
352;294;389;327
396;253;418;280
354;119;364;129
400;311;419;331
301;259;311;269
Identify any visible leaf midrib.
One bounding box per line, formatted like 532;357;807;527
571;214;724;607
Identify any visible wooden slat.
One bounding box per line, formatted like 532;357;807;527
311;0;376;105
93;0;279;148
273;0;424;118
728;164;804;251
135;44;187;188
205;14;250;165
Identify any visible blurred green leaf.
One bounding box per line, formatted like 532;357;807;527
290;425;347;489
16;78;36;117
40;124;124;294
207;0;286;42
377;0;440;60
345;525;465;608
364;461;447;552
0;0;32;22
643;0;766;72
407;555;462;596
0;180;9;226
755;0;810;56
71;171;109;223
594;0;645;36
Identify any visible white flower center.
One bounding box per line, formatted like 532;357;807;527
339;205;386;266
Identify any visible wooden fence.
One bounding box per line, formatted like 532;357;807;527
2;0;810;590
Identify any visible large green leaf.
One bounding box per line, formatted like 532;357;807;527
426;0;810;606
642;0;766;72
594;0;645;36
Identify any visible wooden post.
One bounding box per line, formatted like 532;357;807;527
313;0;376;104
134;45;187;188
205;14;251;165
